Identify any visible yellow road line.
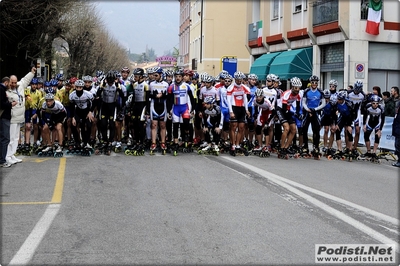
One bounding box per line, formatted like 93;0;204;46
1;157;67;205
51;157;66;203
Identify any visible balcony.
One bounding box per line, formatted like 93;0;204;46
248;21;263;48
312;0;338;26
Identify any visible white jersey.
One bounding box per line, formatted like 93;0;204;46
69;90;94;110
262;86;277;109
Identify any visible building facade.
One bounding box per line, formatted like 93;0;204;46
184;0;250;76
246;0;400;92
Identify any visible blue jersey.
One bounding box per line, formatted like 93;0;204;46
336;101;352;117
303;88;324;109
322;101;334;116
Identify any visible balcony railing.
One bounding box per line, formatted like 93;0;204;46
312;0;338;26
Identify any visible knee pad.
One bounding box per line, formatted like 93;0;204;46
255;125;262;135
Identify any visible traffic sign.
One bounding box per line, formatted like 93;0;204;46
355;63;365;79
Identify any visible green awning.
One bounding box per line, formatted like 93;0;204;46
249;52;281;81
269;47;313;80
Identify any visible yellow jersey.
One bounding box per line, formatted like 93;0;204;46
24;87;42;109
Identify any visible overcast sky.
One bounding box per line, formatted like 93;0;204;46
93;1;180;56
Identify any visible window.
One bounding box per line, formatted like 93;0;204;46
312;0;338;26
272;0;280;19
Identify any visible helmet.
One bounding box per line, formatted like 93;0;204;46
323;89;331;98
96;70;104;77
219;70;229;76
165;70;174;77
50;79;58;86
44;81;51;88
45;93;54;100
31;78;38;84
203;75;214;83
153;67;163;74
174;68;184;76
290;77;302;87
192;72;199;80
255;88;264;97
248;73;258;80
82;75;93;82
225;74;233;81
70;77;78;84
353;80;363;92
146;67;155;74
203;96;215;104
219;72;229;80
115;71;121;78
309;75;320;82
266;74;276;81
370;94;381;103
56;73;64;81
121;67;130;73
200;72;209;82
37;77;44;84
329;79;338;87
337;90;347;100
105;71;116;82
183;69;194;77
234;71;245;80
133;68;145;76
74;79;84;87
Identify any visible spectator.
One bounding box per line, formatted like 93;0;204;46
392;95;400;167
5;67;36;165
391;86;399;105
382;91;395;117
0;77;17;168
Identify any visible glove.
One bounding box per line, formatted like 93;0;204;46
309;108;315;113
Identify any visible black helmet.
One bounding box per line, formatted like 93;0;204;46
105;71;116;83
133;68;145;76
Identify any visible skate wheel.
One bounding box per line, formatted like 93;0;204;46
173;151;177;156
162;150;166;155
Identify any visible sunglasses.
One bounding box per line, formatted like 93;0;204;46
311;81;318;84
267;80;272;82
225;80;232;82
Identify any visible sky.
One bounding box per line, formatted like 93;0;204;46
93;1;180;56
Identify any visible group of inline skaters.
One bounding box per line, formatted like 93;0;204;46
20;65;385;162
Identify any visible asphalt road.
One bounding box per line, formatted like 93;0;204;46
1;150;399;265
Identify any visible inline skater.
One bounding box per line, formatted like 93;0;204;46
124;68;149;155
276;77;303;159
198;96;222;155
68;79;95;156
245;73;258;150
56;77;74;147
218;74;232;151
301;75;326;158
359;94;385;162
320;89;336;157
166;68;195;156
148;67;169;155
252;88;274;157
331;90;355;161
197;74;220;148
347;80;366;156
38;93;66;157
262;74;278;151
227;71;250;156
95;71;125;155
23;78;42;154
272;75;283;151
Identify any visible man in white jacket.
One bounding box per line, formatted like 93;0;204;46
6;67;36;164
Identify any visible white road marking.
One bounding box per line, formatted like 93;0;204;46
8;204;61;265
222;157;399;252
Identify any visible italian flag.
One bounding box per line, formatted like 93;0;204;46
365;0;382;35
257;21;263;46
